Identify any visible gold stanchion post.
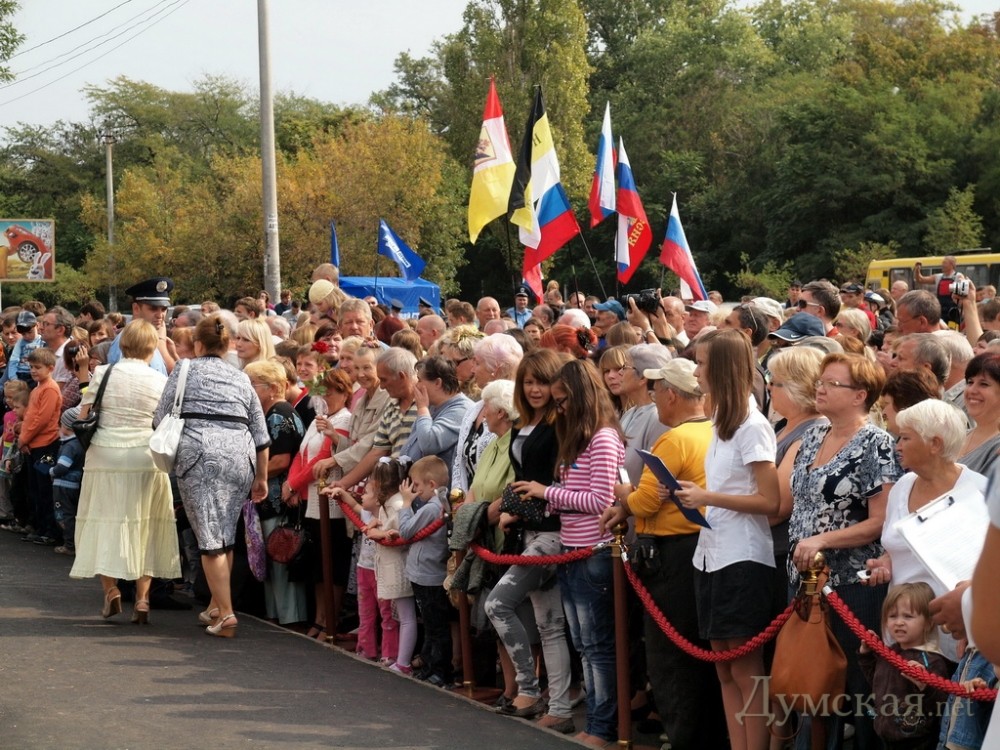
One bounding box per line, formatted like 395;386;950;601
612;523;633;749
317;477;336;645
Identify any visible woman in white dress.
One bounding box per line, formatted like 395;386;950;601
71;321;180;624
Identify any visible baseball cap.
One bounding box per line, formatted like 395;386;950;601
769;312;826;342
15;310;36;330
685;300;718;315
750;297;783;324
594;300;626;321
840;283;864;295
643;358;701;396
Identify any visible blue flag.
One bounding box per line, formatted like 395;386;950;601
377;219;425;281
330;220;340;268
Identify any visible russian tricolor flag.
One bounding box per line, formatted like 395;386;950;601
659;194;707;300
588;102;616;228
615;138;652;285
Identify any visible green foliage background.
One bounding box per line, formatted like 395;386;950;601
1;0;999;307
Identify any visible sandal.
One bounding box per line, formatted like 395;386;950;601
132;599;150;625
198;607;220;626
102;587;122;619
206;613;238;638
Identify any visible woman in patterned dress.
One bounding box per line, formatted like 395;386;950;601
154;315;270;638
788;352;902;749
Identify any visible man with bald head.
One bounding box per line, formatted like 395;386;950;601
890;280;909;303
416;314;446;354
476;297;501;330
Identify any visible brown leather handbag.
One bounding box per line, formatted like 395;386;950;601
770;566;847;715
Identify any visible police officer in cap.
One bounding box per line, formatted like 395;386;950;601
108;277;177;374
506;285;533;328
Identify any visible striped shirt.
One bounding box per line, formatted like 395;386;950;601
544;427;625;547
372;400;417;458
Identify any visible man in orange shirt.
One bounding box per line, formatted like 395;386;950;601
20;348;62;545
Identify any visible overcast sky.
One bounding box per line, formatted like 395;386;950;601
2;0;998;129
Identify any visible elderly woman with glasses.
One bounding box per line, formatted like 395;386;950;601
788;352;902;749
451;334;523;494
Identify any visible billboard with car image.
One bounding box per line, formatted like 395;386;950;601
0;220;55;281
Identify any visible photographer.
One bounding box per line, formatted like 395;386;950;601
625;290;681;350
914;256;964;327
60;339;91;409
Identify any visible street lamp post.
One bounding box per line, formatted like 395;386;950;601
258;0;281;301
102;128;118;312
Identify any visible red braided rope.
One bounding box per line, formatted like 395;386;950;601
337;498;445;547
468;541;596;566
624;561;793;662
825;588;997;702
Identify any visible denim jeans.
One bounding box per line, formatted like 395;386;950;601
558;546;616;741
412;582;453;681
485;530;572;717
52;486;79;549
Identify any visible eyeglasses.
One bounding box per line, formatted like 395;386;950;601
814;379;858;391
451;357;470;367
553;396;568;410
797;300;823;310
767;381;785;389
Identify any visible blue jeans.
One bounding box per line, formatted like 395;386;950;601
558;546;616;741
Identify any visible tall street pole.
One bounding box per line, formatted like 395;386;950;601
258;0;281;300
102;129;118;312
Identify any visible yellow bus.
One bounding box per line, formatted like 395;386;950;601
866;250;999;294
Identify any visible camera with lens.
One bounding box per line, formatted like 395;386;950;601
623;288;660;315
949;279;970;298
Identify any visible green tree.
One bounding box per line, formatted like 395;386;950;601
0;0;23;82
833;240;899;284
923;185;985;254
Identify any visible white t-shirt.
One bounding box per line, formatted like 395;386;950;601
693;407;777;572
882;466;987;662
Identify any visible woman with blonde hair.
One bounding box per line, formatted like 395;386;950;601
441;324;485;398
234;318;275;369
71;320;180;623
834;308;872;345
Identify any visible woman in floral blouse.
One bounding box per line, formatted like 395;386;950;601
789;352;902;750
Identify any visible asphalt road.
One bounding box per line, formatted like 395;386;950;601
0;529;586;750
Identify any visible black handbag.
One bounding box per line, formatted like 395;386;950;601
71;364;115;451
498;483;548;526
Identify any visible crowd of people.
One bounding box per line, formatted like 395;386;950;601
0;261;998;750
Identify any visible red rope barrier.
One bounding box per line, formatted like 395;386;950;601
824;588;997;702
337;498;445;547
624;561;793;662
468;541;596;566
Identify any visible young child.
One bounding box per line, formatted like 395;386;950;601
859;582;953;749
0;380;30;532
394;455;452;687
329;458;412;668
5;311;43;387
938;649;997;748
50;406;85;556
19;348;63;545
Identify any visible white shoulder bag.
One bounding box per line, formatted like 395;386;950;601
150;358;191;473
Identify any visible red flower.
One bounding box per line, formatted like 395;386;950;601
311;341;330;354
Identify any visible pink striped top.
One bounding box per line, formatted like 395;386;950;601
544;427;625;547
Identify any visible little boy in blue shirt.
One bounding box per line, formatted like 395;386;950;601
396;455;452;687
50;406;85;555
